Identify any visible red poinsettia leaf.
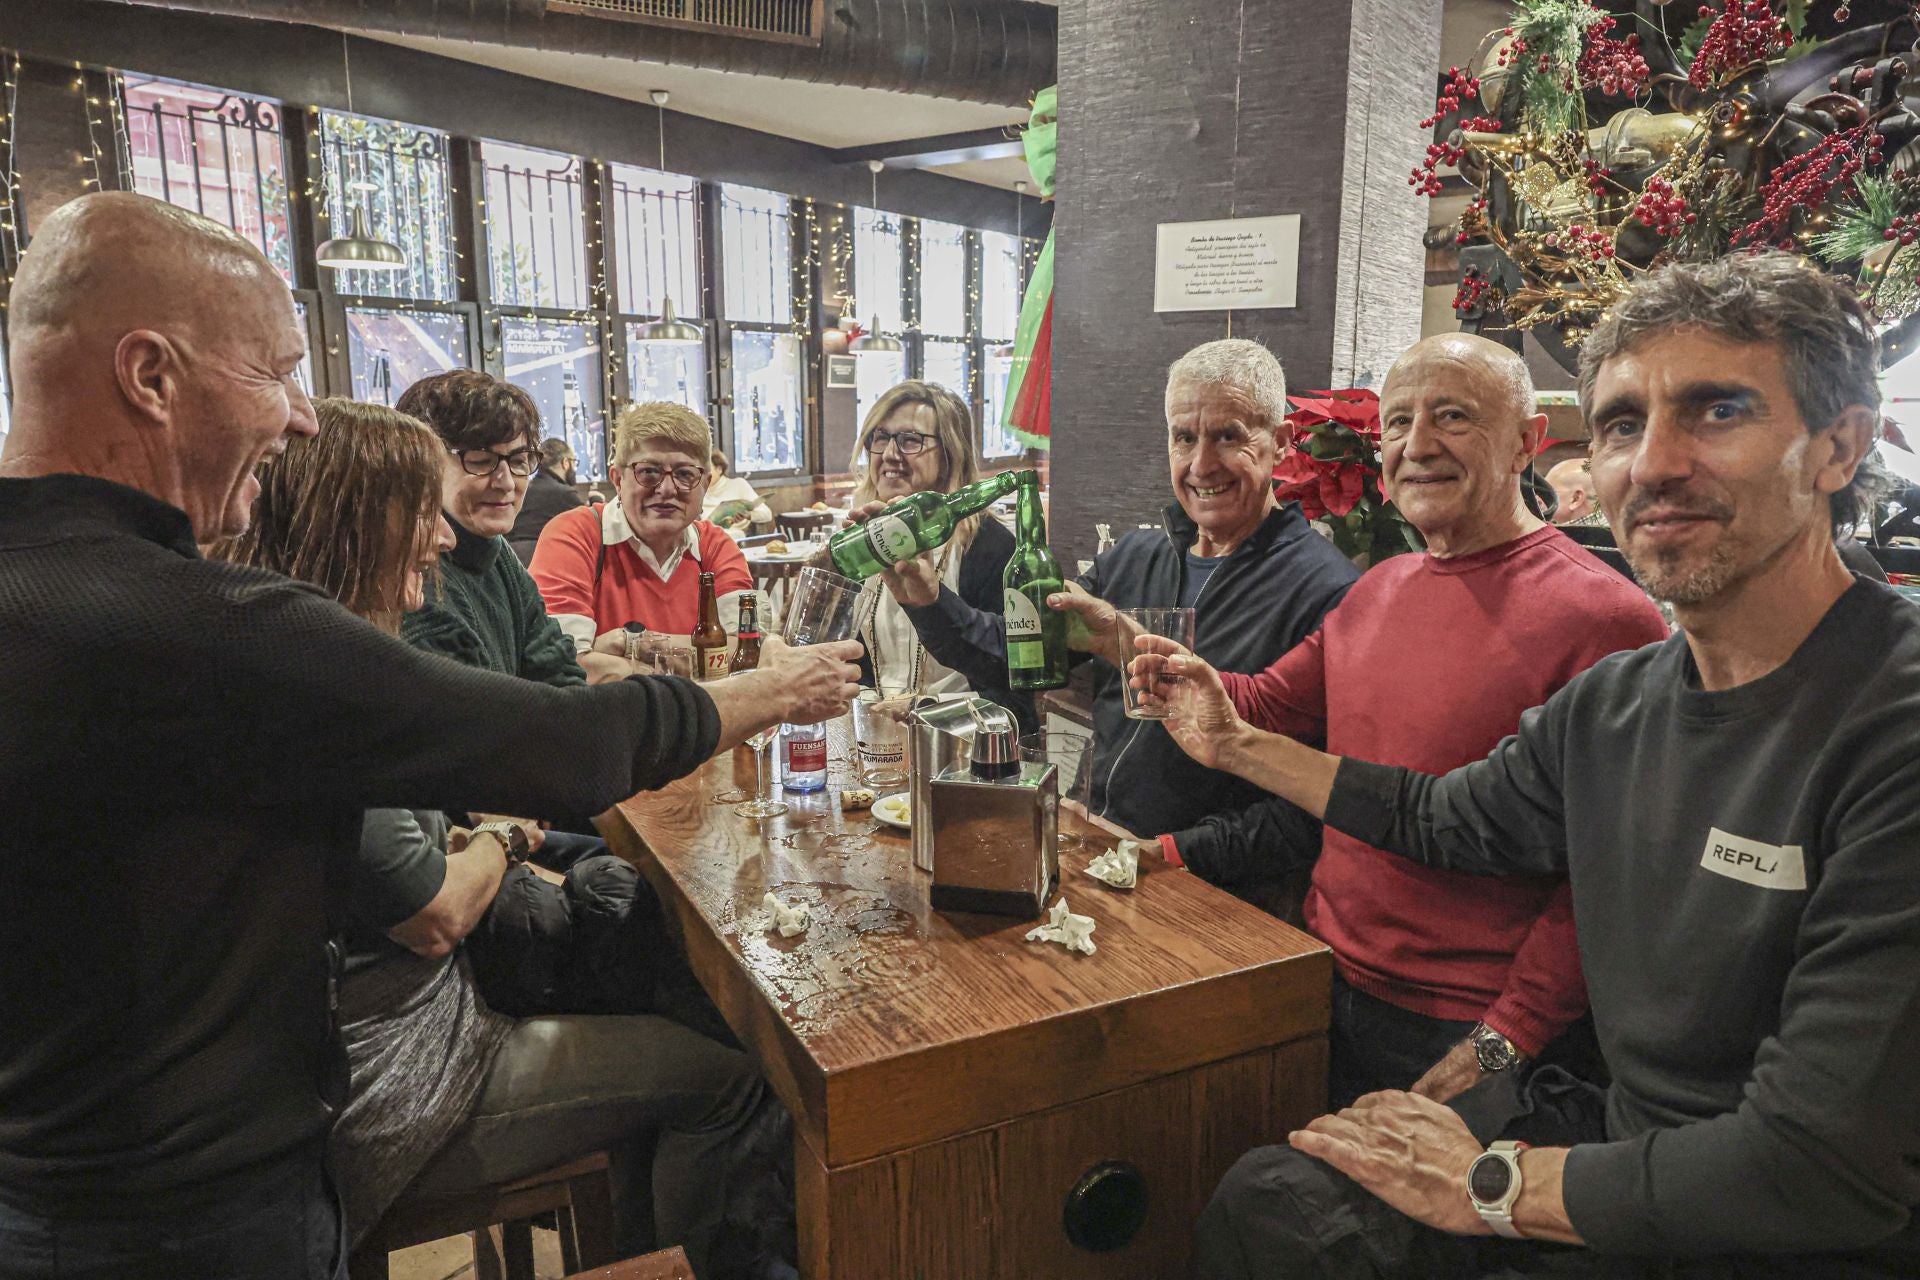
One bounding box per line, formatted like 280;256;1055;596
1324;463;1369;517
1884;417;1912;451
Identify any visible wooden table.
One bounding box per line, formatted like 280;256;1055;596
600;727;1331;1279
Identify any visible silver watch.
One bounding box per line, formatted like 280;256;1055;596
1467;1140;1529;1238
1472;1022;1523;1074
469;820;530;866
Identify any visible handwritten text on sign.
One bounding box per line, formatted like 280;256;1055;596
1153;215;1300;313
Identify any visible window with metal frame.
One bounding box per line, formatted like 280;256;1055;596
502;316;607;482
122;75;294;282
318;110;457;301
719;184;792;326
623;322;709;420
918;218;969;340
728;330;805;476
344;305;472;405
853;206;905;336
978;229;1025;458
609;162;701;318
852;348;907;439
483;141;589;311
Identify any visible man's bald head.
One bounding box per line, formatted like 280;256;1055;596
1545;457;1598;524
1;192;316;540
1384;333;1536;424
1377;332;1548;557
10;191;278;345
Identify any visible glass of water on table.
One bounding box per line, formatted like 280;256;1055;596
736;566;864;819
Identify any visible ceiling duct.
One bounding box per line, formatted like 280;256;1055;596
110;0;1056;107
548;0;822;46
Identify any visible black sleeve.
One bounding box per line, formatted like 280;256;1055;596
1164;794;1322;886
949;521;1035;730
900;522;1015;687
162;576;720;820
1323;693;1572;878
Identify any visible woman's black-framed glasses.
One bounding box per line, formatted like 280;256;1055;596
625;463;708;492
863;428;941;457
451;446;540;478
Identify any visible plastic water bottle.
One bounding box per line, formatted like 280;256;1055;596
781;722;828;792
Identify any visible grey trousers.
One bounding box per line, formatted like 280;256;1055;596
407;1014;794;1280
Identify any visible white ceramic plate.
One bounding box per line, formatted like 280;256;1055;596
869;792;911;830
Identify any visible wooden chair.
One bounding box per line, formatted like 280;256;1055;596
774;509;833;541
348;1152;616;1280
563;1246;694;1280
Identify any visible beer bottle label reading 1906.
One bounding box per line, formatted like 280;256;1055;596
864;514;919;566
1004;587;1045;668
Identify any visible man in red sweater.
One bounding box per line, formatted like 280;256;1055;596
1158;333;1667;1106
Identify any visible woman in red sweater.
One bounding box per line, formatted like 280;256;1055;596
530;401;751;667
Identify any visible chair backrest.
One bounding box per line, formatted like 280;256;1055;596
775;509;834;539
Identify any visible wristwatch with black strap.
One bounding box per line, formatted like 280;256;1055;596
469;820;531;866
1467;1140;1529;1238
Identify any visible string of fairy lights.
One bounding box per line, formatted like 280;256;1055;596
0;49;1041;458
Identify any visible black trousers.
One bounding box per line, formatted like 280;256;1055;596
1328;974;1479;1110
1193;1068;1869;1280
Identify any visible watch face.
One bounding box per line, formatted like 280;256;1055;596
1475;1030;1517;1072
1469;1153;1513;1205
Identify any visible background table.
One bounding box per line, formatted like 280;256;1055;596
600;726;1331;1279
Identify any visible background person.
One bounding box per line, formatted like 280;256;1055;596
702;447;762;528
533;402;753;668
507;435;586;565
1545;456;1606;527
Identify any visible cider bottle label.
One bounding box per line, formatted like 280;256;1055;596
1004;587;1046;669
864;513;918;566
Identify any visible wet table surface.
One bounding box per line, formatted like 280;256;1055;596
601;721;1333;1173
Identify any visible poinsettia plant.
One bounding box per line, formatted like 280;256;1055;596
1272;389;1423;564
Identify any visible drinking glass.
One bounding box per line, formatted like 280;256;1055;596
782;566;863;645
852;685;910;790
652;645;696;680
1118;606;1196;720
1020;730;1093;850
736;567;864;819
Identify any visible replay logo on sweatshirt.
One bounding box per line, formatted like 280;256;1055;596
1700;827;1808;892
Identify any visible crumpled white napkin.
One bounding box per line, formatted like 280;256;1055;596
1025;896;1097;955
1082;839;1141;890
762;892;811;938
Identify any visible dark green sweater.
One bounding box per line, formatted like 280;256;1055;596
402;516;584;687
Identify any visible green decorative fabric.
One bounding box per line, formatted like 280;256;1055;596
1004;85;1057;450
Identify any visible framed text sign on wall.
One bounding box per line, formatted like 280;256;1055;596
1153;215;1300;313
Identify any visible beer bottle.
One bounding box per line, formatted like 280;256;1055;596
1004;471;1069;691
692;571;729;682
829;469;1024;579
730;590;762;674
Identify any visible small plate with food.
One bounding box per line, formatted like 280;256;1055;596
869;792;911;831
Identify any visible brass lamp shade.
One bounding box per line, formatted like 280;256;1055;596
848;313;904;354
316;207;406;273
635;296;703;344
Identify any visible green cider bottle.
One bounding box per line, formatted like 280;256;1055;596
1004;472;1069;691
829;469;1024;579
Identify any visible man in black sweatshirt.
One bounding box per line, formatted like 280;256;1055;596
0;193;861;1278
1154;253;1917;1277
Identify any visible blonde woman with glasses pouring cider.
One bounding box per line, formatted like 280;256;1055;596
843;381;1033;730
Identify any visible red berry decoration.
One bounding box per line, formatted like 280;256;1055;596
1633;176;1691;237
1453;266;1493;314
1410;67;1499;197
1579;18;1651;98
1689;1;1791;91
1732;124;1884;248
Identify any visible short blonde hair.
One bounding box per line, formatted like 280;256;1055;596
611;401;713;468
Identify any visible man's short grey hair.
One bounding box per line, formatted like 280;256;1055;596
1579;252;1889;536
1166;338;1288;431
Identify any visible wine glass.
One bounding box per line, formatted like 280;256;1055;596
736;566;865;819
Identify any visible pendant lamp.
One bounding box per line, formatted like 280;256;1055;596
315;35;406;275
634;90;704;344
849;160;904;354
